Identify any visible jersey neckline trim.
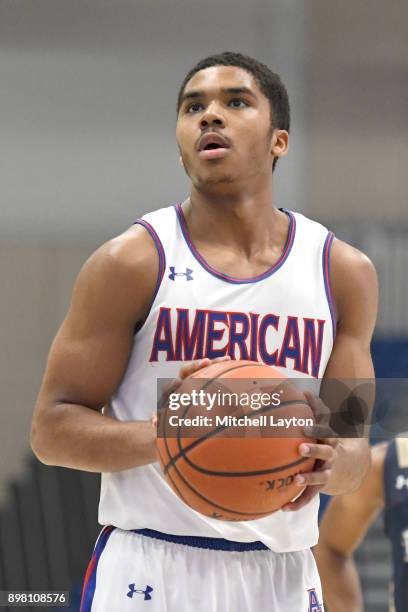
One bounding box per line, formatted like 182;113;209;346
174;203;296;284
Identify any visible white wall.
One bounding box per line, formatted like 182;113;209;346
309;0;408;222
0;0;309;241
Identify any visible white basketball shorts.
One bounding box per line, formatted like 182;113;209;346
80;527;324;612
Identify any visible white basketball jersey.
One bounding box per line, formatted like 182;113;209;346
98;203;336;552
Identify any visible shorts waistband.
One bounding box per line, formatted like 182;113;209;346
132;528;269;551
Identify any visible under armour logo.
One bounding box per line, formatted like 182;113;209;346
168;266;193;281
396;475;408;490
127;584;153;600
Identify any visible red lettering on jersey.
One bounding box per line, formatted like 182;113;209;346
149;308;326;378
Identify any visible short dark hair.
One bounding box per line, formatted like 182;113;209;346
177;51;290;171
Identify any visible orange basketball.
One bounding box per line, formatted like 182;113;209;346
156;360;315;521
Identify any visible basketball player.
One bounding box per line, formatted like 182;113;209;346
315;438;408;612
30;52;378;611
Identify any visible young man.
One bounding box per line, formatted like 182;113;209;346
30;52;378;611
315;438;408;612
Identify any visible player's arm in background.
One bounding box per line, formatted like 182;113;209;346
284;239;378;510
314;443;387;612
30;225;217;473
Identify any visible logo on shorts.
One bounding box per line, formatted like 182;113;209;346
168;266;194;281
127;584;153;601
307;588;323;611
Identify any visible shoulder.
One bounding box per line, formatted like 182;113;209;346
71;223;161;323
295;212;376;281
291;214;378;315
331;238;376;279
80;223;159;284
330;238;378;331
82;203;175;280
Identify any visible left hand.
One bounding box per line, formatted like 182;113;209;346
282;391;340;512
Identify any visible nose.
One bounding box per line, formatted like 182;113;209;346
200;102;225;129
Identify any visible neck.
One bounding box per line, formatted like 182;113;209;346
183;178;285;257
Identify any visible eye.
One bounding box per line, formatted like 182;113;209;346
186;102;204;114
229;98;249;108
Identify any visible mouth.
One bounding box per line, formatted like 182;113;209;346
198;146;230;160
197;132;231;160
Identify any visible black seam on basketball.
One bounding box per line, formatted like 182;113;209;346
176;398;309;455
165;399;310;475
158;407;193;508
176;454;309;478
157;442;191;507
172;399;309;474
165;453;276;518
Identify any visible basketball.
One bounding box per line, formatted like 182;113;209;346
156;360;316;521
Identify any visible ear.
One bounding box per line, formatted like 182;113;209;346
270;129;289;160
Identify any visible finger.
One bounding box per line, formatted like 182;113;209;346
282;484;324;512
164;376;182;394
304;391;331;422
179;355;232;380
304;390;326;411
165;357;223;398
160;357;232;408
293;468;331;488
179;358;211;380
299;442;337;462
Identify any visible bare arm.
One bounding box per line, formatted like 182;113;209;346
284;239;378;509
31;224;160;472
314;443;386;612
321;238;378;494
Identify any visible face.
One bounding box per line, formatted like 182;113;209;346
176;65;288;190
